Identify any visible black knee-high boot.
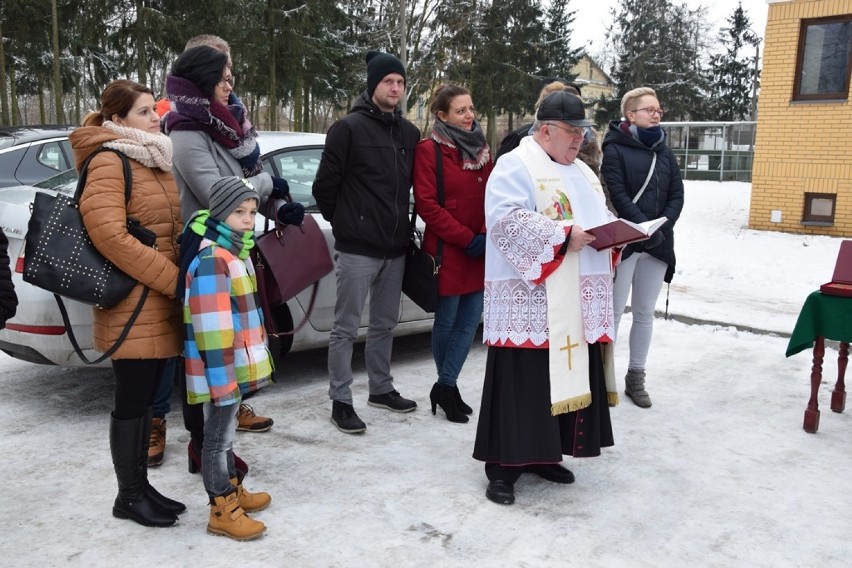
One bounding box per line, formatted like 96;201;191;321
139;408;186;515
110;413;177;527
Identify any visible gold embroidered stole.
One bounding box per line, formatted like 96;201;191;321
516;138;593;415
571;159;619;407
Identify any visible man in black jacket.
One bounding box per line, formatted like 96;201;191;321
312;50;421;434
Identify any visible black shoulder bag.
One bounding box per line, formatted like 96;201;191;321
24;148;154;364
401;140;445;313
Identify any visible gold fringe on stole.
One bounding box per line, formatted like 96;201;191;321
551;392;592;416
607;391;619;407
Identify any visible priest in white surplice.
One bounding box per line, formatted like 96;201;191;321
473;91;619;506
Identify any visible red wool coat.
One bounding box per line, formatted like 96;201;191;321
412;139;493;296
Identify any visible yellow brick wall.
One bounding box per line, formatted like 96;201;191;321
750;0;852;236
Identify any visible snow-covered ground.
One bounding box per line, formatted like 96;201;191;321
2;181;850;567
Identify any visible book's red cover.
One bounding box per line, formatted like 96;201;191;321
819;240;852;297
586;218;667;251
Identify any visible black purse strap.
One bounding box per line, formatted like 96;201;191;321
75;147;132;206
55;289;149;364
409;140;445;266
61;147;147;364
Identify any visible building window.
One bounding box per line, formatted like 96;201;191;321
793;15;852;101
802;193;837;224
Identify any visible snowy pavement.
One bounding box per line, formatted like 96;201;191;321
2;181;851;566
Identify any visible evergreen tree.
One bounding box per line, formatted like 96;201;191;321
539;0;582;82
706;2;760;121
456;0;548;145
597;0;710;124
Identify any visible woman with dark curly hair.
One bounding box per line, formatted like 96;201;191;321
163;45;304;475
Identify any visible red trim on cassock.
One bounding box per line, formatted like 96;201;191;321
531;226;572;286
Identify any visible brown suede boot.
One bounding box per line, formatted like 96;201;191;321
230;477;271;513
208;491;266;541
147;418;166;467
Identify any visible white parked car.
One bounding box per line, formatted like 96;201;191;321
0;131;433;367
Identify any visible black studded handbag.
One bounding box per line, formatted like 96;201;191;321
23;147;153;363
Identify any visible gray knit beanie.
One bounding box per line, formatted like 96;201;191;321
209;176;258;221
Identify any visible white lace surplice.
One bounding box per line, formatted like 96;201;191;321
482;161;614;347
485;208;563;346
556;163;615;344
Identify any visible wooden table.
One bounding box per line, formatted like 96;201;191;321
786;291;852;433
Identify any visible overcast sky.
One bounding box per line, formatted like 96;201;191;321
571;0;770;51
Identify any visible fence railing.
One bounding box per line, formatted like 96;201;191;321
661;121;756;182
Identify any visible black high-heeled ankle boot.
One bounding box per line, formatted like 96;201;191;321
429;383;469;423
453;386;473;415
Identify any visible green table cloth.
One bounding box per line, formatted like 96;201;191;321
786;291;852;357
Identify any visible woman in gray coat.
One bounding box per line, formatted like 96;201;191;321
163;45;303;473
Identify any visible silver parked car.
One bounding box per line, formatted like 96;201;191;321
0;126;76;188
0;131;433;367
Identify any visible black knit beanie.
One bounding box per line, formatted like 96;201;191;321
209;176;258;221
366;51;406;97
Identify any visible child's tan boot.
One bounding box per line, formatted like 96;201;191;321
208;491;266;541
230;477;271;513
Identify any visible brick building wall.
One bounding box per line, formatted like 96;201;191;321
750;0;852;236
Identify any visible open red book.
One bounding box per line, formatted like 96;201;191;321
819;240;852;297
585;217;668;251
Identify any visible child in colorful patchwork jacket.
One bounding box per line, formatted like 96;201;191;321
181;176;273;541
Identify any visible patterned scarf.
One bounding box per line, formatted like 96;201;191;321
431;119;491;170
176;210;255;300
101;121;173;171
163;74;262;177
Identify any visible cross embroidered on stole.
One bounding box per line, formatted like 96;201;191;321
559;335;580;369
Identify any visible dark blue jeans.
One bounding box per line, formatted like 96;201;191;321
432;290;484;387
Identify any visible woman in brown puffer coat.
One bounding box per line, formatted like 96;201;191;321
69;79;185;529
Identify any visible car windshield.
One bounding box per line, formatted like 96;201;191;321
260;147;321;211
33;168;78;192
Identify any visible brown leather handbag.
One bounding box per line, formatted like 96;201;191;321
253;199;333;336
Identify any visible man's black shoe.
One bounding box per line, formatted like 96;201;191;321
331;401;367;433
526;463;575;484
367;390;417;413
485;480;515;505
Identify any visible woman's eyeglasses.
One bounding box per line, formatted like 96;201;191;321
631;107;665;117
218;75;236;89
